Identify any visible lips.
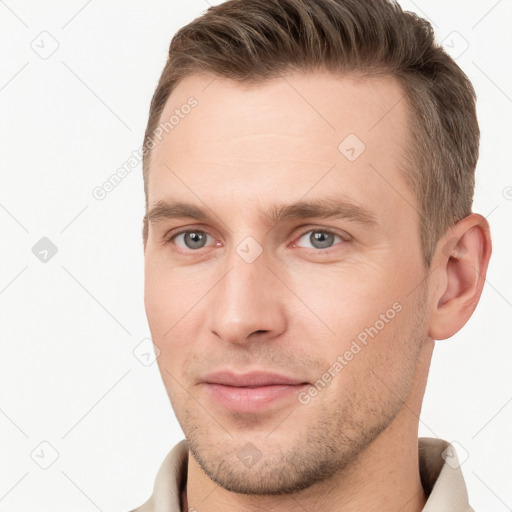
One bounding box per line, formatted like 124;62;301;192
203;370;308;387
202;371;309;413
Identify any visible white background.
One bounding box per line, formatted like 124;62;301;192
1;1;511;510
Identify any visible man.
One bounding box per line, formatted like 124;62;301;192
133;0;492;510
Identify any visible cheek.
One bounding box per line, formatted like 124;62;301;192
310;300;420;418
289;264;398;338
144;256;196;334
287;265;415;391
144;271;174;337
144;259;207;373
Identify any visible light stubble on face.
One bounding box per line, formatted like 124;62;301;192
166;284;428;496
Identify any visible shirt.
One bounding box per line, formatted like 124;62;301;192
130;437;474;512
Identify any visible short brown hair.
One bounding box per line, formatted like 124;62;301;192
142;0;479;267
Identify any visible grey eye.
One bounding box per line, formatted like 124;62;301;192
296;230;341;250
176;231;210;250
310;231;335;249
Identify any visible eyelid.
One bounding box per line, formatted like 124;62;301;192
295;225;351;241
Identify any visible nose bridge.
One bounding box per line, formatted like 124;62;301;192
207;240;286;344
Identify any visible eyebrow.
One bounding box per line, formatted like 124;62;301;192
146;196;378;229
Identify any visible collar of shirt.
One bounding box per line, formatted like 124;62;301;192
130;437;474;512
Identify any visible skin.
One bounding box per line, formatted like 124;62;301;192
143;71;492;512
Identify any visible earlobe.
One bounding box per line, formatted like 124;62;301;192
428;214;492;340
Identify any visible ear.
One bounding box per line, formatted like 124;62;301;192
428;213;492;340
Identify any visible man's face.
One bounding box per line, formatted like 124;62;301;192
144;71;431;493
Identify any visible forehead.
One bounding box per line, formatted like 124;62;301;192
147;71;416;233
151;71;410;160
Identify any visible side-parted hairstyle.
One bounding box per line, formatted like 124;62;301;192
142;0;479;267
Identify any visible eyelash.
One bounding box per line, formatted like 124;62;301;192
163;226;350;254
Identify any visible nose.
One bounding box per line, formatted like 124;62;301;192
206;247;288;345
